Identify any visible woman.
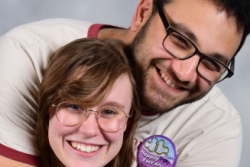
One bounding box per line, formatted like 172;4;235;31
36;38;140;167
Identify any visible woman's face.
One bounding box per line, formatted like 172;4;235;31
48;74;133;167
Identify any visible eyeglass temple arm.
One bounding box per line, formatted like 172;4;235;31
52;104;58;107
155;0;169;29
226;57;235;78
230;57;235;72
126;115;132;118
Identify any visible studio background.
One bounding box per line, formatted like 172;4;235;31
0;0;249;166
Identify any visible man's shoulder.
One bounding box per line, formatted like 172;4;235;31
135;85;242;167
137;85;241;138
165;85;240;126
200;85;238;115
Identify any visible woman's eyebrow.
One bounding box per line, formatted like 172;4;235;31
99;101;125;109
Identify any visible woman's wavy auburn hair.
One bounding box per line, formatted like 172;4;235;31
37;38;141;167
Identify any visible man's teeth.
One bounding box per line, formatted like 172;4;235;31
160;71;179;88
71;142;100;153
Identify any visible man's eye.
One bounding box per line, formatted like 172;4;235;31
170;33;189;48
201;59;222;72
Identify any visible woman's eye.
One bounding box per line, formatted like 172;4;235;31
65;103;82;111
59;102;84;114
101;109;117;115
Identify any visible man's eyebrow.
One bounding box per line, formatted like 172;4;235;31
171;22;198;43
210;53;230;65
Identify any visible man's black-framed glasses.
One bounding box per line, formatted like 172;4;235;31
155;0;234;83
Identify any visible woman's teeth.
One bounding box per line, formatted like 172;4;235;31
71;142;100;153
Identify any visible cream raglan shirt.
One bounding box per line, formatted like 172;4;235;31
0;18;242;167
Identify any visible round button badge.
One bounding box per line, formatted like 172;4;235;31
137;135;177;167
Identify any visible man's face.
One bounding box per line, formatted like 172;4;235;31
131;0;242;113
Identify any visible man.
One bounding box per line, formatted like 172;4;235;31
0;0;249;166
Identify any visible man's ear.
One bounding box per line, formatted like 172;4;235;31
130;0;154;32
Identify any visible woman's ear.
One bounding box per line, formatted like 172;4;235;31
130;0;154;32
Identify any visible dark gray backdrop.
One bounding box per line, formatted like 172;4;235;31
0;0;249;166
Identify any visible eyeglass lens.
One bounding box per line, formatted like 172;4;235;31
164;33;228;82
55;102;128;132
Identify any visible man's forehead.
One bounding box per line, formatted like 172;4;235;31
163;0;244;33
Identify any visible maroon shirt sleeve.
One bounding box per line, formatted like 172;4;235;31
0;144;40;166
88;24;124;38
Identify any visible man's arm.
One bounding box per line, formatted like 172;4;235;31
0;31;42;166
0;156;36;167
0;19;92;166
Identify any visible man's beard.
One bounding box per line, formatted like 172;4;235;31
129;17;211;113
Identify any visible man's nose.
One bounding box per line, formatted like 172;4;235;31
78;113;101;137
171;55;200;82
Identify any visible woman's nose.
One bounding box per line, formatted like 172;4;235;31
78;112;101;137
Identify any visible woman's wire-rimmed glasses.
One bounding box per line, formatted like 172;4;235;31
155;0;234;83
52;101;131;133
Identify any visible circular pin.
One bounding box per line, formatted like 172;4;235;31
137;135;177;167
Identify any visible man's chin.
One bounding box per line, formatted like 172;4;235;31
141;92;205;114
141;96;177;113
141;98;187;114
